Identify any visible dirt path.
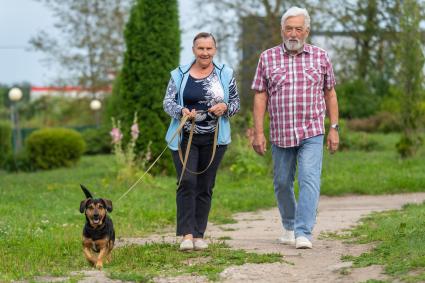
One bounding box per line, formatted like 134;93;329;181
72;192;425;283
147;193;425;283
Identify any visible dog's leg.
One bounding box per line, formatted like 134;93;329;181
82;238;97;265
95;247;108;269
94;238;110;269
83;246;97;265
105;240;114;263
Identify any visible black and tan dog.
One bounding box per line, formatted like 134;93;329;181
79;184;115;269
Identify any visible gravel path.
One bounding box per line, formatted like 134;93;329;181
148;193;425;283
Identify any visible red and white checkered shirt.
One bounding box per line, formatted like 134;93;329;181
251;43;336;148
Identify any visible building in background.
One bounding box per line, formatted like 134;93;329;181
30;86;111;101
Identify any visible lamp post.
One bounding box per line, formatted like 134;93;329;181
90;99;102;127
8;87;23;154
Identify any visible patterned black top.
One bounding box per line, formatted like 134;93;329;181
163;70;240;134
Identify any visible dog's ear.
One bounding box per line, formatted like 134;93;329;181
80;199;89;213
101;199;113;213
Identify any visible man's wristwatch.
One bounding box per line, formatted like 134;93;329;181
331;123;340;132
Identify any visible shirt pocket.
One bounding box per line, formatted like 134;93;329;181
304;67;324;86
269;67;288;88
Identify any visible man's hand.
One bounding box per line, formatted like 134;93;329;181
326;128;339;154
182;108;196;119
208;102;227;117
252;132;267;156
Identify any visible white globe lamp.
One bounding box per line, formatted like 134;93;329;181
90;99;102;111
8;87;23;102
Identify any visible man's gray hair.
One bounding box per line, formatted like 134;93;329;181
281;7;310;29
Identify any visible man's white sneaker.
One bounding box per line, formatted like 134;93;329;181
278;228;295;245
295;236;312;249
193;239;209;250
179;239;194;251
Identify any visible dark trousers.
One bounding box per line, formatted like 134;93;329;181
172;132;227;238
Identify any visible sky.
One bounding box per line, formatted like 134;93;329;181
0;0;196;86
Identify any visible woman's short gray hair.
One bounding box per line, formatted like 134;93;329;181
281;7;310;29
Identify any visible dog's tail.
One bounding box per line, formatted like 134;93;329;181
80;184;93;199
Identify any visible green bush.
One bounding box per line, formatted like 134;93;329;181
346;112;401;133
222;134;271;177
339;131;384;152
1;151;34;172
26;128;86;170
396;134;422;158
0;120;12;165
336;79;382;119
81;127;112;155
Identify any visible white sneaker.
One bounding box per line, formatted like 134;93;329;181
179;239;194;251
193;239;209;250
295;236;312;249
278;228;295;245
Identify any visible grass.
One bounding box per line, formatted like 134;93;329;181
0;155;278;282
341;202;425;282
322;133;425;195
1;132;425;281
108;242;282;282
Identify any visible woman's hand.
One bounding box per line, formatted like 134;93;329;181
182;108;197;119
208;103;227;117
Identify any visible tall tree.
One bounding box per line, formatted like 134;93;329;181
109;0;180;172
30;0;131;95
396;0;425;158
320;0;401;81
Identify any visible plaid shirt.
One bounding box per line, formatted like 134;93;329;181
251;43;336;148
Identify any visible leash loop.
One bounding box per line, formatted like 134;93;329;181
117;115;189;202
117;114;220;200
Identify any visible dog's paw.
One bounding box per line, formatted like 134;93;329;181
95;261;103;270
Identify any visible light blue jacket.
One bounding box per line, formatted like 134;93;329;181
165;61;234;150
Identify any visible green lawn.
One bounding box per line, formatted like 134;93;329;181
341;203;425;282
1;132;425;281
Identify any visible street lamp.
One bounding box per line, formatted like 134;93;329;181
8;87;23;154
90;99;102;127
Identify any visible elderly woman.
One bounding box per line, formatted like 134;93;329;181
163;32;240;251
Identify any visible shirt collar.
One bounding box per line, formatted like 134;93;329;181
280;43;312;55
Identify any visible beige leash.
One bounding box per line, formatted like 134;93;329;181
117;115;219;201
117;115;189;201
177;117;219;177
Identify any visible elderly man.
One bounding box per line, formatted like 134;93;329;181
251;6;339;249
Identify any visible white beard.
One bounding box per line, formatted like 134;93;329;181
284;38;305;52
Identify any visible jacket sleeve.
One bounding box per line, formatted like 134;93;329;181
225;75;240;117
163;78;183;119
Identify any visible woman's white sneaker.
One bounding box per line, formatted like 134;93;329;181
179;239;194;251
295;236;312;249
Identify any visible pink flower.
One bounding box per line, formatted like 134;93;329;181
110;127;123;144
131;123;139;140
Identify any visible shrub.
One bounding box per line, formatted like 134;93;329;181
222;134;271;177
336;79;381;119
396;135;423;158
1;151;34;172
0;120;12;165
339;131;382;152
346;112;402;133
26;128;86;170
81;127;112;155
